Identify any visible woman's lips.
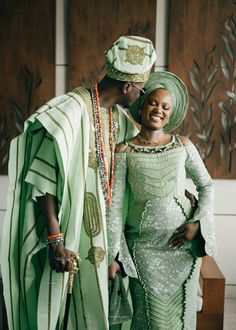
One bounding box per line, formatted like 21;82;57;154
149;114;163;121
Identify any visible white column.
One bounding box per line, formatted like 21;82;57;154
155;0;169;71
55;0;69;96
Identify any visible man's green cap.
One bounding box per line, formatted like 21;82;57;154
105;35;156;82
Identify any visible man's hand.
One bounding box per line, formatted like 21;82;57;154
108;260;121;279
185;189;198;208
49;242;78;272
168;221;200;248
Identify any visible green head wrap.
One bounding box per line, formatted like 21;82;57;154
129;71;189;131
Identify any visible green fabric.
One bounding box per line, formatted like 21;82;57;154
129;71;189;131
105;35;156;82
108;136;216;329
108;273;132;325
1;88;139;330
25;132;58;200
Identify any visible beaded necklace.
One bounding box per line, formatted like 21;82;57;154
90;83;115;206
137;132;164;145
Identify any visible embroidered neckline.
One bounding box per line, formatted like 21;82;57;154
125;135;183;153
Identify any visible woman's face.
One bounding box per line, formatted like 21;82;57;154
140;88;173;130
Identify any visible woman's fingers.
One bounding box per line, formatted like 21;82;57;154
108;260;121;279
168;226;187;243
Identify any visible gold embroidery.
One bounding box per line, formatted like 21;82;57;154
125;45;146;65
105;58;151;82
112;106;120;144
86;246;106;267
73;87;98;170
84;192;101;237
87;97;98;170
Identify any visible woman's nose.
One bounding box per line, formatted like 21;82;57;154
153;105;162;113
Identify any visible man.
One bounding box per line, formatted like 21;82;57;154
1;35;156;330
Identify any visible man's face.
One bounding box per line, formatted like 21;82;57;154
122;81;146;107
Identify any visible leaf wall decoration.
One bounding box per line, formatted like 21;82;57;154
220;32;235;61
169;0;236;178
189;71;200;93
188;49;218;161
220;54;230;80
218;14;236;173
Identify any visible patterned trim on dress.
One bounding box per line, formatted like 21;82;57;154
126;135;183;153
182;258;200;327
174;195;195;221
132;200;152;330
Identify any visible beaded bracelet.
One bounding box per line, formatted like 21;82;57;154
45;233;64;246
45;236;64;246
47;233;64;239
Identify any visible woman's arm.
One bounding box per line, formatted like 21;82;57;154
170;136;216;257
107;150;137;279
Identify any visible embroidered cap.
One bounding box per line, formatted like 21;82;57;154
105;36;156;82
130;71;189;131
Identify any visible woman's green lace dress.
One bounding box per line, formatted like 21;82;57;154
108;135;216;330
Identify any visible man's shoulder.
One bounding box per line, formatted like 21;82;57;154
71;87;91;105
40;89;88;115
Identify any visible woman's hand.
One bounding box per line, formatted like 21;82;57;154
108;260;121;279
168;221;200;248
185;189;198;208
48;242;77;272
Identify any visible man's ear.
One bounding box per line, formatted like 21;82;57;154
121;82;132;94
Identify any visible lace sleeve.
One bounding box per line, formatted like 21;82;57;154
107;153;137;278
185;143;216;257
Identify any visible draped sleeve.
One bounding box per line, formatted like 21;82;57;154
25;132;60;201
185;143;216;257
107;153;137;278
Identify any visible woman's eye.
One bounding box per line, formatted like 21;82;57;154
163;106;170;110
149;101;157;106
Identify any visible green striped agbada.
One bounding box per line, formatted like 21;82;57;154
1;88;138;330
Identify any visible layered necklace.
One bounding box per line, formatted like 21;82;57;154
137;132;164;145
90;83;115;206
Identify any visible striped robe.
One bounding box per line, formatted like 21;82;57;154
1;88;138;330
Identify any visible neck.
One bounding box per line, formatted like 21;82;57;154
139;128;164;142
96;82;117;109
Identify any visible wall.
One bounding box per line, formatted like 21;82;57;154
0;0;235;297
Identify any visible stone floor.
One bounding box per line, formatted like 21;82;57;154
0;287;235;329
224;298;236;329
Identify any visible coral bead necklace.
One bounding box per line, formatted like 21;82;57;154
90;83;115;206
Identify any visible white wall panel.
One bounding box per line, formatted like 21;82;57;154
214;215;236;285
156;0;169;67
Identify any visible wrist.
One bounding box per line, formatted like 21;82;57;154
46;233;64;246
48;241;64;250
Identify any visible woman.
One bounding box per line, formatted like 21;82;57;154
107;71;216;330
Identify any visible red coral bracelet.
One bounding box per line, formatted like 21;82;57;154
47;233;64;240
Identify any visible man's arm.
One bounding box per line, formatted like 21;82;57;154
38;193;75;272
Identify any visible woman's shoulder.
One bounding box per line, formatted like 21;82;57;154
116;142;132;153
176;135;193;146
